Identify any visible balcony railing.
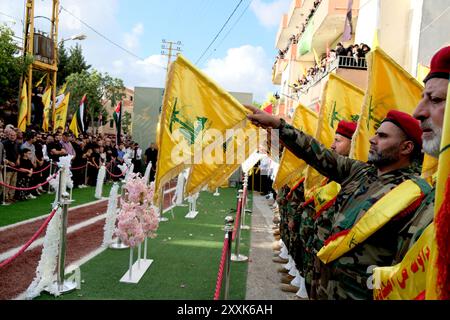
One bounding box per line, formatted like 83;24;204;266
294;56;367;94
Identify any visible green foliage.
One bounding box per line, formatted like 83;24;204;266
0;25;33;105
66;70;125;131
56;42;70;86
122;111;132;134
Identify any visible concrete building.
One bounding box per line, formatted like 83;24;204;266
272;0;449;118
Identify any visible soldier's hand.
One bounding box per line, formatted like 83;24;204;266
245;105;282;129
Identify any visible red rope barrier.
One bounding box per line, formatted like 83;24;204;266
0;172;59;191
0;206;59;269
232;198;242;241
6;163;51;175
71;164;87;171
213;236;230;300
105;165;128;178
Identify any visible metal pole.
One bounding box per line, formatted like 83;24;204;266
2;155;7;206
231;191;248;263
241;174;250;230
84;161;89;187
54;169;76;294
144;237;148;261
224;216;234;300
138;243;142;269
48;160;53;193
129;247;133;280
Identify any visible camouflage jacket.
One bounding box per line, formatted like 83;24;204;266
278;119;431;300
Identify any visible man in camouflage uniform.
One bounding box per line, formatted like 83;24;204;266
306;120;358;299
273;185;291;265
247;106;430;300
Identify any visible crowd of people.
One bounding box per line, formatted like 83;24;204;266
0;121;158;204
248;46;449;300
293;42;371;92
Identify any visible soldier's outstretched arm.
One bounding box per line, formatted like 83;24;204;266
246;106;364;183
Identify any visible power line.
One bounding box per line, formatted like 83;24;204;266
60;6;165;70
195;0;245;65
203;0;253;63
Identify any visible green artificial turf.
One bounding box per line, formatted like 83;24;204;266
37;188;252;300
0;184;113;227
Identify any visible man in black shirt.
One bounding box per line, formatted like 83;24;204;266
3;130;20;203
48;133;67;163
145;143;158;182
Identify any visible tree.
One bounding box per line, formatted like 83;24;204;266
122;111;132;134
0;26;33;105
57;42;70;86
101;73;125;109
66;70;125;133
66;43;91;76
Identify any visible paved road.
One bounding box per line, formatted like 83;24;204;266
246;193;291;300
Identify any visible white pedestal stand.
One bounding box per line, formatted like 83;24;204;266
120;238;153;284
185;195;199;219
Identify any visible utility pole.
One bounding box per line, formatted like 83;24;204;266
22;0;59;126
161;40;183;74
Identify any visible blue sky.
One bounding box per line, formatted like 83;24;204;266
0;0;292;102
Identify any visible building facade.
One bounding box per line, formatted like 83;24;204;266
272;0;449;118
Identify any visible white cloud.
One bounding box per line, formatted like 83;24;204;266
251;0;291;28
112;55;166;89
202;45;275;102
124;23;144;50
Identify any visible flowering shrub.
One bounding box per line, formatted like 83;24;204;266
116;174;160;247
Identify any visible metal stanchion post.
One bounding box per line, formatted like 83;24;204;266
159;184;169;222
83;162;89;188
223;216;234;300
49;166;77;294
47;160;53;193
2;156;8;206
241;174;250;230
231;191;248;263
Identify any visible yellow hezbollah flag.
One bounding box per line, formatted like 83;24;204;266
426;79;450;300
372;78;450;301
185;124;257;197
273;103;318;190
53;93;70;133
416;64;430;83
42;87;52;132
18;81;28;131
304;74;364;194
154;55;248;202
351;48;424;162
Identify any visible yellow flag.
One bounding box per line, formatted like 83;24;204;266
185;124;257;197
305;74;364;193
313;48;321;65
154;55;248;202
273;103;318;190
58;82;68;96
69;113;79;138
351;48;424;162
35;74;47;88
18;81;28;132
42;87;52;132
373;29;379;49
426;79;450;300
373;80;450;300
416;64;430;83
53;93;70;133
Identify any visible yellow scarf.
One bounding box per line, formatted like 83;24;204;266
318;180;426;264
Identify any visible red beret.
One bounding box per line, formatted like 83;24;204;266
424;46;450;83
336;120;357;140
383;110;423;147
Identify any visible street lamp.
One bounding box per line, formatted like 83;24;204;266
59;33;87;45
